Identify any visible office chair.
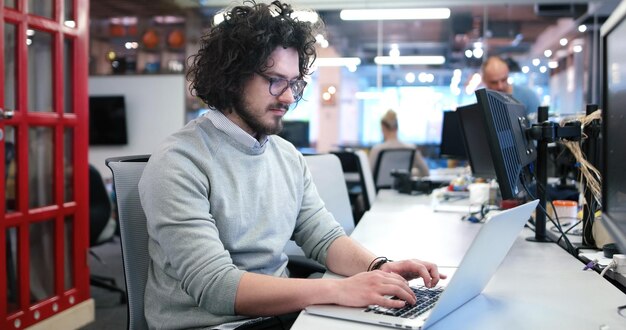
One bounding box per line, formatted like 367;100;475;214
106;155;151;330
305;153;356;233
331;150;376;222
89;164;126;304
372;148;415;191
5;143;17;305
285;154;357;277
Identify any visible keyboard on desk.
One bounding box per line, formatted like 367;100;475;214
365;286;444;319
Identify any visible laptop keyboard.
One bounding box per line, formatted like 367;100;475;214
364;286;444;319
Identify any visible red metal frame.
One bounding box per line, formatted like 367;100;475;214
1;0;89;328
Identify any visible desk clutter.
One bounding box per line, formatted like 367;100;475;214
391;169;505;208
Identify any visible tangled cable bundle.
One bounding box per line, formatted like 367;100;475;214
558;109;602;206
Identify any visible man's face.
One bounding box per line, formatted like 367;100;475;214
228;47;302;137
482;62;512;94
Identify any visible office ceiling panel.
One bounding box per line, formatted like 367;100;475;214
90;0;185;18
89;0;610;71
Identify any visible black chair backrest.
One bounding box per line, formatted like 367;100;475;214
331;150;373;212
89;164;112;246
372;148;416;191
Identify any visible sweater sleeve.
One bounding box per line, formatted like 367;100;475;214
139;149;244;316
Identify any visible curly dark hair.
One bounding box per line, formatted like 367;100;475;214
187;0;322;112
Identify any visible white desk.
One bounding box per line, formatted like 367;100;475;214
292;190;626;330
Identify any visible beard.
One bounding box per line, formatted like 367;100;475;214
233;97;288;136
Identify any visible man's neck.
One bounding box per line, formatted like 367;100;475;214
223;109;261;140
383;132;399;142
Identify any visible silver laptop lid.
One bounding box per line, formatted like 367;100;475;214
423;199;538;328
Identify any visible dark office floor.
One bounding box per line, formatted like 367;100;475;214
80;236;128;330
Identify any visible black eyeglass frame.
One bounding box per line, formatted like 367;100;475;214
257;72;307;101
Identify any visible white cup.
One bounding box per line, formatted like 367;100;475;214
468;183;490;205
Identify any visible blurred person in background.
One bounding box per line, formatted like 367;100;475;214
481;56;540;121
369;109;430;178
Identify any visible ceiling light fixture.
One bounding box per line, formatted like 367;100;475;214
314;57;362;67
340;8;450;21
374;55;445;66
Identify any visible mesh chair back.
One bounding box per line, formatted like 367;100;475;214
373;148;415;191
106;155;151;330
305;154;355;234
284;154;355;256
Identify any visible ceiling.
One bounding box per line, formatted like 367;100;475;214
89;0;613;82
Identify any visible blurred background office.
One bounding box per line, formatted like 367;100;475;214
87;0;617;177
3;0;624;329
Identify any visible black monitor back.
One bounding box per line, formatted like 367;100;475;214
456;103;496;179
440;111;468;160
475;88;536;199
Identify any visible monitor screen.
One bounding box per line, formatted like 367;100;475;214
439;111;468;160
89;95;128;145
277;120;310;149
475;88;536;200
456;103;496;179
601;0;626;252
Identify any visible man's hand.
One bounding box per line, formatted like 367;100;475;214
332;270;417;309
379;259;447;288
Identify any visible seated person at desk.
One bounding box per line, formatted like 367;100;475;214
481;56;540;121
138;2;445;329
368;109;430;177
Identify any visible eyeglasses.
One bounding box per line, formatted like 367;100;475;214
257;72;307;102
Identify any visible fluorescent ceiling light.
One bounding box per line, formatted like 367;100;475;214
340;8;450;21
314;57;361;67
374;56;445;65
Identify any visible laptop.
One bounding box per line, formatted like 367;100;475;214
305;199;539;329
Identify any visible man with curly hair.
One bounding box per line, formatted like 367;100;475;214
139;1;445;329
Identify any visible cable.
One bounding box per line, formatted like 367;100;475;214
600;260;616;278
520;172;577;256
618;304;626;318
559;110;603;208
461;203;500;223
549;219;582;237
599;254;626;278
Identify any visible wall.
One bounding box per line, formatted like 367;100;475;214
88;75;186;177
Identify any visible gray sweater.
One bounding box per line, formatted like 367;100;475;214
138;110;345;329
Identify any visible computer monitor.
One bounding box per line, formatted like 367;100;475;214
601;0;626;253
277;120;310;149
439;111;468;160
456;103;496;180
474;88;536;200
